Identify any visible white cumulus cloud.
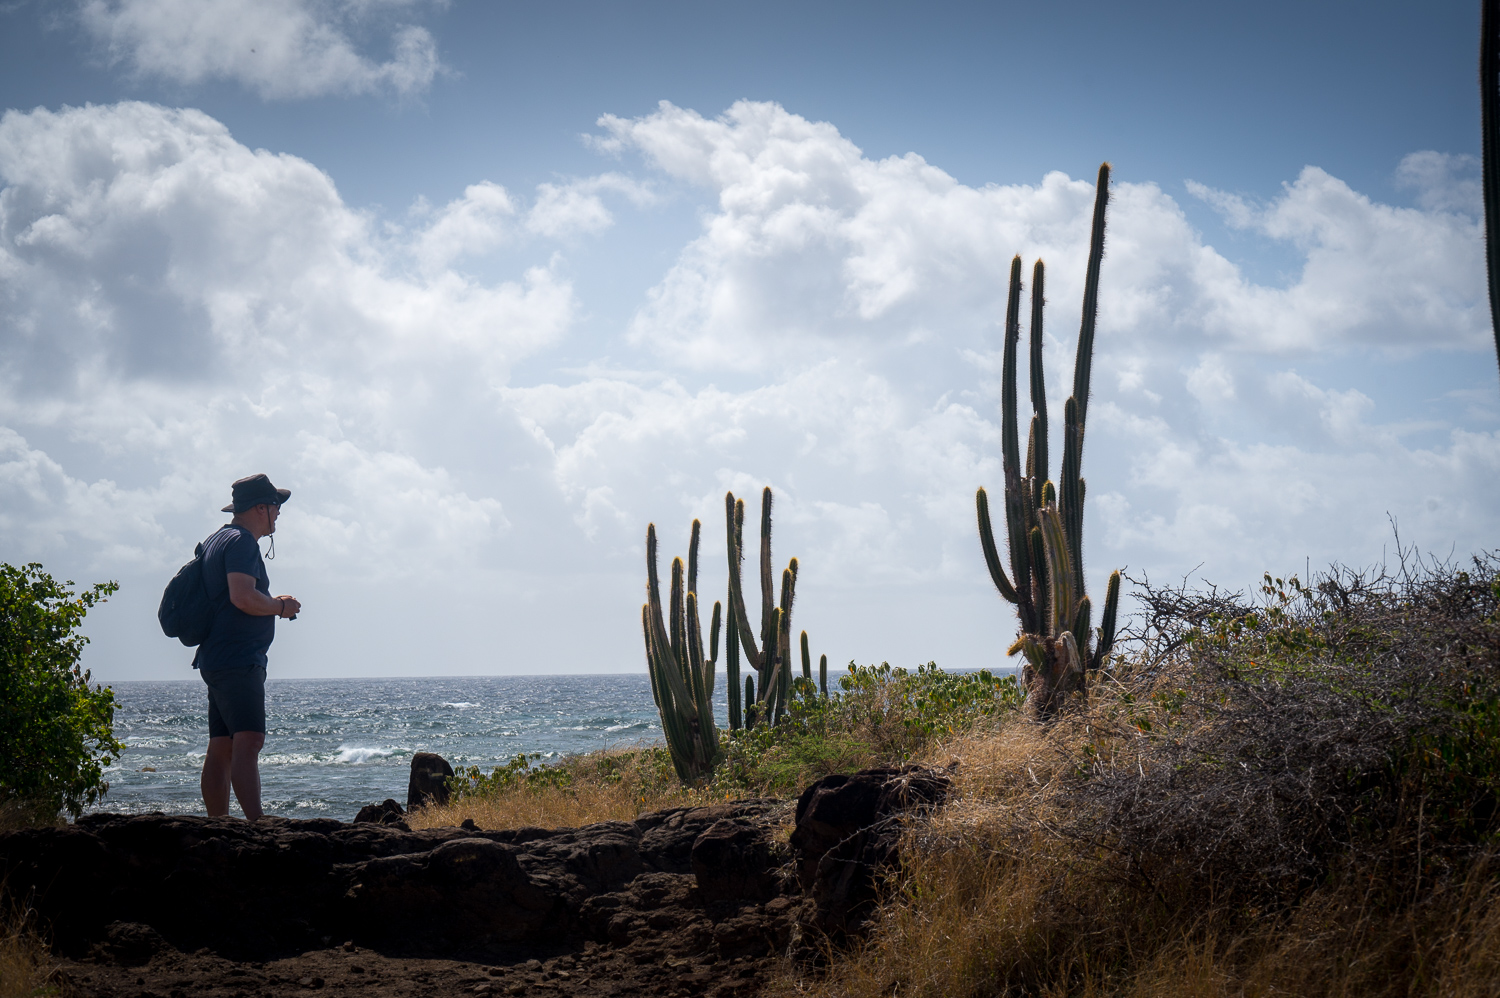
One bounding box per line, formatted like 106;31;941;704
1;97;1494;681
79;0;443;99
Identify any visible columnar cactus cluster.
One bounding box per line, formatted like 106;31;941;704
976;163;1122;716
641;520;721;784
725;488;799;728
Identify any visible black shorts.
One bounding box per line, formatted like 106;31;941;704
201;666;267;738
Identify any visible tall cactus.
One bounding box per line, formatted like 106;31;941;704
725;487;799;727
642;520;721;783
976;162;1122;717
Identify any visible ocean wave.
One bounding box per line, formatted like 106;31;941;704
441;702;478;709
333;745;398;764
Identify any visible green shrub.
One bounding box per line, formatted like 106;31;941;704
449;664;1024;807
710;663;1024;796
0;563;122;819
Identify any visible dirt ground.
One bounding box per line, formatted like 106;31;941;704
55;933;780;998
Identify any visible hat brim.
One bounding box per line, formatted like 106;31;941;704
222;488;291;513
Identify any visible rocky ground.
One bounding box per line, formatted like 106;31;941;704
4;767;952;998
52;893;786;997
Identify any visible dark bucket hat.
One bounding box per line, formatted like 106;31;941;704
222;473;292;513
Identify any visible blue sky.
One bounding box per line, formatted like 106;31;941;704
0;0;1493;680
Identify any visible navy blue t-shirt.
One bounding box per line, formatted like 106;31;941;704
191;524;275;672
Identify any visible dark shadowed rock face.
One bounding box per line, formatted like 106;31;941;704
0;801;791;962
353;798;407;827
0;766;949;984
692;819;781;903
406;752;455;810
789;765;952;941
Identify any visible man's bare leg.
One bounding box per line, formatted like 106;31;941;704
230;730;266;820
202;736;233;816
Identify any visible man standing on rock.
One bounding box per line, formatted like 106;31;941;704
196;474;302;821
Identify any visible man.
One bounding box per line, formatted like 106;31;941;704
196;474;302;820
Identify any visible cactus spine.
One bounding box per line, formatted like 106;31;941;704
642;520;721;783
976;163;1122;717
725;487;799;727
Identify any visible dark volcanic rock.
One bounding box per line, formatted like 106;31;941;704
354;798;407;826
789;765;952;941
0;801;788;962
92;920;170;965
353;798;408;829
692;818;782;903
1;765;946;994
406;752;455;809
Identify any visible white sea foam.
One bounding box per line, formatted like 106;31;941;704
441;702;478;709
334;745;395;764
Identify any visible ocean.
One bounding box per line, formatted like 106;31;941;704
95;675;672;821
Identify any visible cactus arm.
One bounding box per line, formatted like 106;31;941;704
1040;506;1074;638
762;607;786;714
1009;633;1047;676
744;675;756;728
1001;255;1024;486
976;487;1020;603
725;492;764;670
726;608;741;730
643;605;662;711
670;557;687;671
1091;570;1122;671
707;599;721;697
1071;594;1092;660
646;522;663;614
801;630;812;680
1029;525;1049;636
999;256;1037;624
781;559;798;618
686;590;705;701
759;487;775;654
1029;259;1049;508
819;653;828;697
687;519;701;596
1072;163;1110;431
1004;481;1036;629
1059;397;1085;597
689;591;719;764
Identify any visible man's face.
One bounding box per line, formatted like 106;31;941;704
259;503;281;534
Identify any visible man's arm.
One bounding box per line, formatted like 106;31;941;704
227;573;301;618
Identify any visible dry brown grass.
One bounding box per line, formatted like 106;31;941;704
409;778;699;831
770;556;1500;998
771;710;1500;998
409;747;702;831
0;900;60;998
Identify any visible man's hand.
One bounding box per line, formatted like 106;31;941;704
228;573;302;618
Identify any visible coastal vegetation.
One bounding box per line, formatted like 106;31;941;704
426;551;1500;997
422;661;1022;831
769;553;1500;997
0;562;121;826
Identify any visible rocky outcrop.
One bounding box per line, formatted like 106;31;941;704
353;798;407;827
1;765;951;995
789;765;952;940
406;752;455;809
